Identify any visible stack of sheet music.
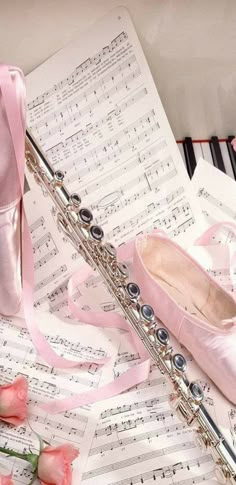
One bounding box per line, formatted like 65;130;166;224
0;7;235;484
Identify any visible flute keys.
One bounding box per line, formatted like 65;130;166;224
172;354;187;373
194;430;209;450
70;193;81;209
25;148;37;173
55;170;64;182
189;382;204;403
104;242;117;259
90;225;104;241
147;321;157;332
53;170;65;187
140;304;154;322
79;208;93;225
155;328;169;346
169;393;189;423
57;212;71;237
126;282;140;301
169;392;180;411
117;262;129;278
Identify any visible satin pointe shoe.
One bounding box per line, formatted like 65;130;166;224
0;66;25;315
133;233;236;405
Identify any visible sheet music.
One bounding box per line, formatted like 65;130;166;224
23;180;80;307
25;6;205;305
82;389;216;485
0;315;117;484
81;374;224;485
190;158;236;246
81;303;235;485
189;244;236;294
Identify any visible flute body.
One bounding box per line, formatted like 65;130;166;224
25;130;236;485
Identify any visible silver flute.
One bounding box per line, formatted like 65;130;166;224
25;130;236;485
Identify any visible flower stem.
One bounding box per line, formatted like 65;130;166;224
0;446;30;462
0;447;39;470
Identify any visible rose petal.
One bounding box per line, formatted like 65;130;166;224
0;472;14;485
0;376;28;426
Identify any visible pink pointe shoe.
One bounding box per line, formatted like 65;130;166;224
133;233;236;405
0;66;25;315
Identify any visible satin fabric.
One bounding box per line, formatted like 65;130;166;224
0;202;22;315
133;230;236;405
0;68;25;316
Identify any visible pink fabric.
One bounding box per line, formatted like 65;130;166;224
0;66;25;207
195;221;236;287
42;359;150;413
0;202;22;315
133;228;236;405
0;66;25;316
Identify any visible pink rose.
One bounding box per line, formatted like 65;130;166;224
0;376;28;426
231;137;236;152
0;473;14;485
37;444;79;485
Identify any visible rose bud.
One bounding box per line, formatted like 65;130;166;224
0;376;28;426
37;444;79;485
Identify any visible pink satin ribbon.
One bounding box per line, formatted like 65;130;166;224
195;221;236;289
42;238;152;413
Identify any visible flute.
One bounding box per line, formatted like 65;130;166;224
25;130;236;485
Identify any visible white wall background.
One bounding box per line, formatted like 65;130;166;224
0;0;235;139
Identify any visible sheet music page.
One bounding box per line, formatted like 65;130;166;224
25;6;205;305
0;315;117;484
189;244;236;294
190;158;236;245
82;389;217;485
81;310;235;485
